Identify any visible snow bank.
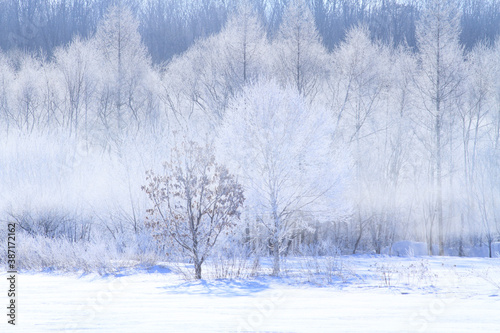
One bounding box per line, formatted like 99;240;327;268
467;243;500;258
382;241;428;256
382;241;500;258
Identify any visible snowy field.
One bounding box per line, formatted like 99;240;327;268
2;255;500;333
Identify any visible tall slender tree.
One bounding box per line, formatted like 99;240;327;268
273;0;329;101
330;26;390;253
415;0;464;255
222;0;267;88
93;4;151;135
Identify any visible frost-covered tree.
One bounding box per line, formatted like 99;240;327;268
12;55;43;133
454;43;493;254
219;81;348;275
364;47;420;253
143;141;245;279
160;35;226;132
54;37;98;138
0;53;14;132
39;59;63;131
415;0;464;255
161;4;268;132
474;150;500;257
93;5;152;135
330;25;389;143
467;39;500;257
222;1;267;88
273;0;329;101
330;25;390;253
490;39;500;152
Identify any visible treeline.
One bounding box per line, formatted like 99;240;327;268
3;0;500;63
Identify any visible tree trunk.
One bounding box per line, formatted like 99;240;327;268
436;109;444;256
488;237;492;258
194;260;202;280
271;201;280;276
428;219;433;256
272;239;280;276
459;213;465;257
353;211;363;254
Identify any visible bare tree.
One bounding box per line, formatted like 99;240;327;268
143;141;245;279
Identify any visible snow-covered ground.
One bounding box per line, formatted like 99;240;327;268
2;255;500;332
